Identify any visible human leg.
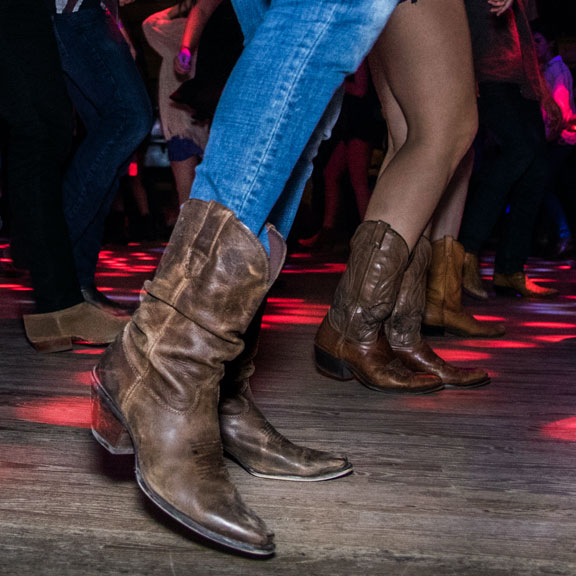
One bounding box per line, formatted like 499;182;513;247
0;1;129;351
93;0;398;554
0;0;80;314
366;0;477;250
423;150;506;337
316;0;479;391
190;0;398;251
53;8;153;288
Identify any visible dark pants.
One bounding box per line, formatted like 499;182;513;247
53;8;153;288
0;0;82;313
459;82;549;274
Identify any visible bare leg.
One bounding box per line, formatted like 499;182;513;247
367;0;477;250
430;147;474;241
171;156;200;208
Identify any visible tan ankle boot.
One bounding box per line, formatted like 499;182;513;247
423;236;505;338
220;301;353;481
493;272;559;298
91;200;285;556
314;221;442;395
462;251;489;300
387;237;489;388
23;302;128;353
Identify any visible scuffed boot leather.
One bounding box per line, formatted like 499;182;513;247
314;221;442;395
423;236;505;338
220;302;353;481
91;200;286;556
387;237;490;388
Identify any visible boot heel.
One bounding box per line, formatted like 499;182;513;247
91;386;134;455
314;346;354;380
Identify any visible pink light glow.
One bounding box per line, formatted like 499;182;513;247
0;284;32;291
13;398;91;428
541;417;576;442
458;339;537;349
435;349;491;362
282;263;346;275
532;334;576;343
522;321;576;329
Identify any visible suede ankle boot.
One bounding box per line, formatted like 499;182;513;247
314;221;442;395
493;272;559;298
23;302;129;353
423;236;505;338
219;301;353;481
386;237;490;388
91;200;286;556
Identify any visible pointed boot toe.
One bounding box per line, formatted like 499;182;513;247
493;272;559;298
220;388;353;481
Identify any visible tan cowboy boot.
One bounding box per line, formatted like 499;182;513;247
387;237;490;388
493;271;559;298
91;200;286;556
220;300;353;481
423;236;505;338
462;251;489;300
314;221;443;395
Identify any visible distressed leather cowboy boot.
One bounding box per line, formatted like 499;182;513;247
91;199;286;556
220;301;353;481
314;221;443;395
387;237;490;388
423;236;505;338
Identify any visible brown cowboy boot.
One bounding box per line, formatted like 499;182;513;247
91;200;286;556
314;221;443;395
387;237;490;388
423;236;505;338
220;301;353;481
462;251;489;300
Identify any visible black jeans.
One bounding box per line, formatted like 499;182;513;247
0;0;82;313
459;82;549;274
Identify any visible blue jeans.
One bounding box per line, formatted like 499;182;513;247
53;8;153;287
190;0;398;250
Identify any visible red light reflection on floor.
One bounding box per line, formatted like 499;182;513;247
522;322;576;329
0;284;32;291
474;315;506;322
459;339;537;349
532;334;576;343
13;397;90;428
541;417;576;442
436;349;491;362
282;263;346;275
264;298;328;326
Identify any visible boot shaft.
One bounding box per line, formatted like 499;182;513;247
98;200;286;412
329;220;409;343
386;236;431;349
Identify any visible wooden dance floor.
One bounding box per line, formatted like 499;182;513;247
1;239;576;575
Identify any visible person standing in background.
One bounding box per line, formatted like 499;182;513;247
52;0;154;314
0;0;128;351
